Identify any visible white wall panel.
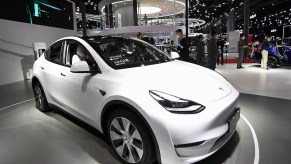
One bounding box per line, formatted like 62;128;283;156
0;18;77;85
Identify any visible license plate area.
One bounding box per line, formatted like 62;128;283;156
227;107;240;133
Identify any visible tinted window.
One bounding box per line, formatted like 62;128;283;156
64;41;78;66
65;40;99;70
43;49;50;59
47;41;62;64
86;38;172;69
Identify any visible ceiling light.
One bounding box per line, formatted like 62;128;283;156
139;7;161;14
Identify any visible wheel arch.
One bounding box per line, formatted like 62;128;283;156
101;100;161;164
32;76;40;87
31;76;50;103
268;53;280;63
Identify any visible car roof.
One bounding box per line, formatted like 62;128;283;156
51;35;130;47
80;36;132;42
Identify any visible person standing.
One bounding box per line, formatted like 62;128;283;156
176;29;190;62
261;36;273;69
137;32;143;40
237;35;248;69
196;35;205;66
144;14;148;26
207;32;219;70
217;37;225;65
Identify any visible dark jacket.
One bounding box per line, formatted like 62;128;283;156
261;40;271;51
207;39;218;59
238;40;245;55
197;41;205;58
217;39;225;53
238;40;245;50
178;37;190;61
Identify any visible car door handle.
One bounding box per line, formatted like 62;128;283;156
41;66;44;69
60;73;66;77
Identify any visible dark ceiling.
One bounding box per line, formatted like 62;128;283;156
72;0;291;36
189;0;290;22
190;0;291;36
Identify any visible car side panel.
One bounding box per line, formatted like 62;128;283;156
33;55;64;106
57;66;105;126
283;46;291;64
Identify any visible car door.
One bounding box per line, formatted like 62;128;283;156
283;46;291;64
41;40;66;105
57;39;104;126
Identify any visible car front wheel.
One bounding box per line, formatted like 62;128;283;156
33;81;51;112
268;56;278;68
106;109;156;164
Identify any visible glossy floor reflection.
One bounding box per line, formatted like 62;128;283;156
0;100;121;164
1;64;291;164
216;63;291;100
2;94;291;164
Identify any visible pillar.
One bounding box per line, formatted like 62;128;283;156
185;0;189;37
80;0;87;36
244;0;250;55
109;4;113;28
105;5;109;28
133;0;138;26
227;11;235;34
244;0;250;45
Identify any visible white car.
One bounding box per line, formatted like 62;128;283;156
32;36;240;164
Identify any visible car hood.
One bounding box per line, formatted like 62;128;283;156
108;60;233;103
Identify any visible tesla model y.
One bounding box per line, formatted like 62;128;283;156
32;36;240;164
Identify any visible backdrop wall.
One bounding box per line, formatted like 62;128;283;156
0;8;76;85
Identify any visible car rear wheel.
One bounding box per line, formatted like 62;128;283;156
33;82;51;112
268;55;278;68
106;109;156;164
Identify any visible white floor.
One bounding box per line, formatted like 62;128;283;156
216;63;291;100
1;63;291;164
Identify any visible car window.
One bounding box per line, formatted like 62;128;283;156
46;41;63;64
64;41;79;66
43;49;50;59
65;40;99;70
86;38;172;69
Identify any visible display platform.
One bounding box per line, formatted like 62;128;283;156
0;80;291;164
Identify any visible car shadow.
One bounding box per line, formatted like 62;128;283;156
248;64;291;70
47;107;122;163
45;107;239;164
195;131;240;164
248;64;261;68
277;65;291;70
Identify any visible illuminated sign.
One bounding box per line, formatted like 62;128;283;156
0;0;74;30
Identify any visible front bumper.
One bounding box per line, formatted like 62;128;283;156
138;88;240;164
174;107;240;163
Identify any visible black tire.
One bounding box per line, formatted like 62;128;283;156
106;109;156;164
33;81;51;112
268;55;278;68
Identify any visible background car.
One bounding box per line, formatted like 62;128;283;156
165;45;209;67
253;42;290;68
32;36;240;164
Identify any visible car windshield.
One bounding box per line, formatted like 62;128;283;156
85;37;173;69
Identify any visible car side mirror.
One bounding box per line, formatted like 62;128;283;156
170;51;180;59
70;61;101;73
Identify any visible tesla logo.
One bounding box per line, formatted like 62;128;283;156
219;87;224;91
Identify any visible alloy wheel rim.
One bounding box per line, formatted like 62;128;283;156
34;85;43;109
110;117;144;163
270;60;276;67
268;57;277;67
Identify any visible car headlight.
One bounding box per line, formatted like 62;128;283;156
149;90;205;114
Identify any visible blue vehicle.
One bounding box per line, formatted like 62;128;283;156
253;42;291;68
